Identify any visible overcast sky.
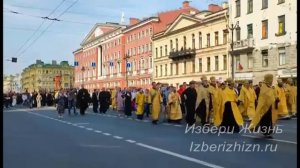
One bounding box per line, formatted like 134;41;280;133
4;0;225;75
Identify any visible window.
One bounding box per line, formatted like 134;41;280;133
278;47;286;65
159;46;163;57
183;61;186;74
247;53;254;69
138;32;140;39
236;55;241;70
199;58;202;72
165;45;168;56
145;44;148;52
141;59;144;69
215;56;219;71
247;24;253;38
150;43;152;51
248;0;253;13
170;63;173;75
149;28;153;35
170;40;173;51
141;45;144;53
175;63;178;75
156;66;158;77
155;48;158;58
192;34;195;49
262;50;268;67
192;60;195;73
149;57;152;68
277;15;285;35
207;57;211;72
134;34;137;40
236;0;241;17
207;34;210;47
165;64;167;76
262;0;268;9
176;38;178;51
262;20;268;39
236;28;241;41
199;32;202;48
278;0;285;4
215;32;219;46
223;30;228;44
160;65;162;76
183;36;187;49
223;55;227;70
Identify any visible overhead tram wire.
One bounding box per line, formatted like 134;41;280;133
17;0;80;60
12;0;67;58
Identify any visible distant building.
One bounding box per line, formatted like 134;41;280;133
21;60;74;92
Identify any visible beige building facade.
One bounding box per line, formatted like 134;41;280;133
153;8;229;87
21;60;74;92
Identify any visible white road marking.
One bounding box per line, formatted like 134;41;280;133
136;143;224;168
74;123;89;125
174;125;183;127
113;136;123;140
103;133;111;136
78;126;85;128
242;134;297;145
86;128;93;131
125;139;136;143
143;120;150;122
163;123;171;126
94;130;102;133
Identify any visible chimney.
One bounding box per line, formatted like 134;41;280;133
208;4;223;12
129;18;140;26
182;1;190;9
52;60;57;65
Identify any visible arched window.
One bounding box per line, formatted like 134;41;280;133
192;34;195;49
183;36;187;49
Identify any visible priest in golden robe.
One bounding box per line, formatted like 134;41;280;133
275;79;290;119
135;88;145;120
150;82;162;125
217;78;244;133
195;76;210;126
249;74;279;138
285;78;297;118
167;86;182;123
238;81;256;121
111;87;117;110
208;76;222;126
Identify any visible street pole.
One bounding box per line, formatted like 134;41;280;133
227;22;239;80
124;54;129;88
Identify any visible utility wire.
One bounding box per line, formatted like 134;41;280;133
17;0;79;59
12;0;67;58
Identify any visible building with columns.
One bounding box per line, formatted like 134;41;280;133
153;5;228;87
73;1;199;90
228;0;297;84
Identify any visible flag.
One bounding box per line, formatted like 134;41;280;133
238;63;243;70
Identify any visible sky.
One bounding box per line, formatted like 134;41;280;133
4;0;225;76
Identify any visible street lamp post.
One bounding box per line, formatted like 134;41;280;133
81;66;86;85
124;54;130;88
227;21;239;80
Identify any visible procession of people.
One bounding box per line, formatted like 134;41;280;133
4;74;297;139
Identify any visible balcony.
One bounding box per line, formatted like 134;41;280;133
231;38;255;54
169;48;196;61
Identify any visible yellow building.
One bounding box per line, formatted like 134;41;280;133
21;60;74;92
152;8;229;86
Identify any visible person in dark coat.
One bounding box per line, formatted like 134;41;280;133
41;92;46;106
92;89;99;113
123;88;132;117
76;85;90;115
182;81;197;126
99;88;111;114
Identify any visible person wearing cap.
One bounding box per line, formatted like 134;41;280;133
150;82;162;124
275;79;290;119
249;74;279;138
208;76;222;126
217;78;244;133
167;86;182;123
285;78;297;118
135;88;145;120
195;75;210;126
238;80;256;121
182;80;197;126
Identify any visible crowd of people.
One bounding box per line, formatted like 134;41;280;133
3;74;297;138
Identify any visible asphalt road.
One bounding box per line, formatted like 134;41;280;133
3;106;297;168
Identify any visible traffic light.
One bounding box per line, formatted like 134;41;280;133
12;57;17;63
